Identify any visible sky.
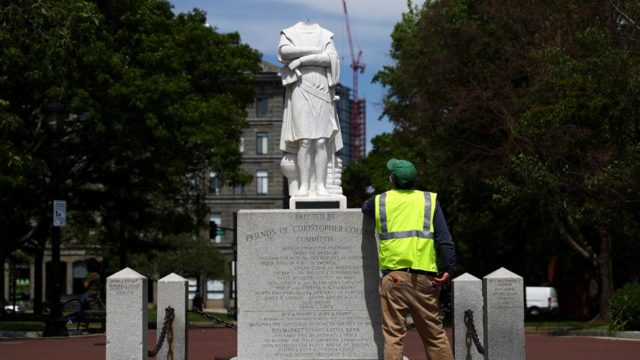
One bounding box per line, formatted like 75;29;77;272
169;0;426;152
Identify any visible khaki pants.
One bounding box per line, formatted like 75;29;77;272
379;271;454;360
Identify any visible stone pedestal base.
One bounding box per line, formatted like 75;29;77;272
289;195;347;209
237;209;383;359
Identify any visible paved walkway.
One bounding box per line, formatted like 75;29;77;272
1;327;639;359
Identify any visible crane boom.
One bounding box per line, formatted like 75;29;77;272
341;0;366;161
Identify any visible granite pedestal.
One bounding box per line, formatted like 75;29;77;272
237;209;383;359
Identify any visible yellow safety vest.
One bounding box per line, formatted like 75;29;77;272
374;189;438;272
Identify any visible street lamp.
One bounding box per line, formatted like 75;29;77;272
42;101;68;337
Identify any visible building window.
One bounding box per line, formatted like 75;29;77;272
233;184;246;196
256;132;268;155
256;170;268;195
256;97;269;118
207;280;225;300
239;136;244;153
72;261;88;294
209;213;221;243
187;278;197;300
209;171;222;195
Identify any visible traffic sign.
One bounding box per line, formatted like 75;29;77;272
53;200;66;227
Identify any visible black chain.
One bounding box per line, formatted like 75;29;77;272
189;307;237;330
148;306;175;357
464;309;485;355
167;309;174;360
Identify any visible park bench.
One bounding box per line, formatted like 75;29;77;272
62;295;106;332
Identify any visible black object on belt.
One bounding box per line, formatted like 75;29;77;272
390;268;438;276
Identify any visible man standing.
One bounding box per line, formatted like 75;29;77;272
362;159;455;360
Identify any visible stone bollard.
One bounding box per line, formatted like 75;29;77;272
106;267;148;360
157;273;188;360
482;267;524;360
452;273;484;360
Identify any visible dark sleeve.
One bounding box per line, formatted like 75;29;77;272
361;195;376;218
433;200;456;274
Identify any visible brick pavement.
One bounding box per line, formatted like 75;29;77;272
1;327;639;359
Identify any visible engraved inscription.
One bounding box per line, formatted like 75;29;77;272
490;279;520;309
238;211;381;359
108;279;140;297
246;220;376;308
245;311;380;358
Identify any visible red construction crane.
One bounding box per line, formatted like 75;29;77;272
341;0;366;161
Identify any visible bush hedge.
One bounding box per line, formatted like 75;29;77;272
609;282;640;331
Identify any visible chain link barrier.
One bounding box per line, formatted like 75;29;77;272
189;307;238;330
148;306;175;358
166;309;174;360
464;309;485;355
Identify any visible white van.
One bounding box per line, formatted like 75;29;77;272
525;286;559;315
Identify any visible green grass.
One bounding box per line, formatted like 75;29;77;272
0;321;45;331
0;313;45;332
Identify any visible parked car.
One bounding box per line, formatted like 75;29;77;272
3;304;24;313
525;286;559;315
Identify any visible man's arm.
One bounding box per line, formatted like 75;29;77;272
432;200;456;276
361;195;376;217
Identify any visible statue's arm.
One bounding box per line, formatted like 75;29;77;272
279;44;323;60
287;53;331;71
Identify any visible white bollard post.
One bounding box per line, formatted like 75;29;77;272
483;267;525;360
106;267;148;360
453;273;484;360
157;273;188;360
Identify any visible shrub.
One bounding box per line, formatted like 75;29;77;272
609;282;640;331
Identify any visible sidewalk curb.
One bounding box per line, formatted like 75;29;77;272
559;330;640;340
527;327;640;340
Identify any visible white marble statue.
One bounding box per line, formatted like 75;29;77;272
278;21;343;197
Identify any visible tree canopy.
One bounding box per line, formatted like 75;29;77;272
0;0;261;304
368;0;640;319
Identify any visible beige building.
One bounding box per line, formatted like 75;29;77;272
200;61;286;310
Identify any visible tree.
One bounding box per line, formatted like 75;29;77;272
505;23;640;319
70;1;260;268
0;0;105;311
343;133;417;206
373;0;640;319
0;0;260;308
